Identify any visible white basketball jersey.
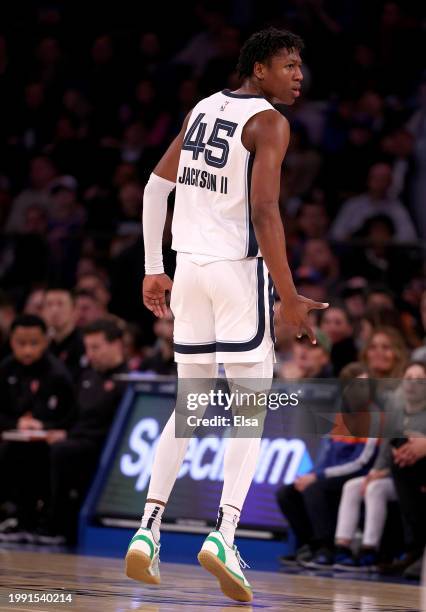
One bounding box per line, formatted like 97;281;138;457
172;90;275;260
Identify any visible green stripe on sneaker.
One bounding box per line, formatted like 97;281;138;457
205;535;226;564
128;534;154;559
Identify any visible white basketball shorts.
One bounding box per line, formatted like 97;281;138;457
170;253;275;364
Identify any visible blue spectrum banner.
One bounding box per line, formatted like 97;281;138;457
92;378;327;533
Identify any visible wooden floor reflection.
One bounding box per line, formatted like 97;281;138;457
0;550;424;611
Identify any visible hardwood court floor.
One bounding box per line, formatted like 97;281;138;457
0;550;424;611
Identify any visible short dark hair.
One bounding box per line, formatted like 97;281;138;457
77;272;110;289
319;299;353;326
237;27;304;78
46;286;74;300
82;319;123;342
73;288;99;303
366;285;395;302
0;290;15;310
340;362;370;380
11;314;47;334
405;361;426;374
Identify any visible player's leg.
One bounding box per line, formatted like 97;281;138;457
198;352;273;603
125;362;217;584
197;257;274;601
126;254;218;584
140;361;219;536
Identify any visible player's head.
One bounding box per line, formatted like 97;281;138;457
237;27;304;104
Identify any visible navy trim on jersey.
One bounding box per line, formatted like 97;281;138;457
268;274;276;344
217;259;264;351
246;152;259;257
173;340;216;354
222;89;265;99
174;259;266;354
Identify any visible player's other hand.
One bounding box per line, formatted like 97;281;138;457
276;295;329;343
143;273;173;318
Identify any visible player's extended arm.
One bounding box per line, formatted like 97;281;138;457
246;110;328;341
142;113;191;317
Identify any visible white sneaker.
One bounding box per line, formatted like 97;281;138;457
125;528;161;585
197;531;253;602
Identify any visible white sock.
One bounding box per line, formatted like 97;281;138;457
146;362;218;503
216;505;240;547
141;502;164;543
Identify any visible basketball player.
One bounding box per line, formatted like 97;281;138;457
125;27;329;602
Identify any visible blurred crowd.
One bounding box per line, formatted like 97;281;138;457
0;1;425;345
0;0;425;578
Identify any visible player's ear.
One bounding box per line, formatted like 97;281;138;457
253;61;265;81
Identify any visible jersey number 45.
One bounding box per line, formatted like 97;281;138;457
182;113;237;169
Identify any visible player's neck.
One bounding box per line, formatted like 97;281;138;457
233;78;270;102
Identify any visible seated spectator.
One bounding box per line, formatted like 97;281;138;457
294;267;328;305
399;277;425;350
279;123;322;203
48;176;85;226
173;3;227;77
0;291;16;360
74;288;107;328
343;215;407;293
333;362;426;572
23;204;48;235
23;288;46;317
0;208;49;292
273;304;295;377
123;323;146;371
295;195;330;241
0;315;75;540
140;309;176;376
200;26;240;95
330;162;417;243
47;176;86;284
380;127;414;201
382;362;426;579
319;303;357;374
39;319;128;544
366;286;396;311
358;305;404;352
75;272;111;310
300;239;340;293
339;278;368;326
5;155;57;234
116;181;144;237
360;326;408;380
280;331;333;379
412;290;426;363
276;363;378;568
43;287;87;380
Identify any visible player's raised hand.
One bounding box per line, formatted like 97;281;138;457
143;273;173;318
276;295;328;343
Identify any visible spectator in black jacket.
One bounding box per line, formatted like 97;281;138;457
0;314;76;539
381;362;426;579
43;287;87;381
40;318;128;544
0;314;76;433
